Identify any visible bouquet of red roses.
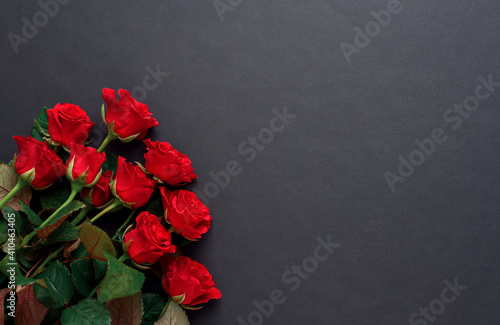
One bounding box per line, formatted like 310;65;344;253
0;88;221;324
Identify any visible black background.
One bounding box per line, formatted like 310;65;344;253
1;1;500;324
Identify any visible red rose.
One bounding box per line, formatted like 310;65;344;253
160;188;211;241
102;88;159;142
80;169;113;208
13;136;66;190
66;143;106;187
161;256;221;306
143;139;197;185
123;211;175;264
47;103;94;147
111;156;156;208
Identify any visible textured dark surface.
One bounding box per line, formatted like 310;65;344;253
1;1;500;324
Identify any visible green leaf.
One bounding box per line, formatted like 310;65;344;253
0;163;32;211
17;247;37;268
71;242;89;259
40;186;70;210
142;293;168;324
16;275;36;287
102;151;118;172
106;292;143;325
34;282;61;309
0;219;8;244
32;106;50;141
154;301;190;325
0;249;17;276
97;252;145;303
146;196;164;217
2;206;28;235
94;259;107;280
44;307;65;323
42;221;79;245
18;258;32;269
61;299;111;325
71;259;95;297
20;200;43;226
36;201;85;240
0;254;35;287
34;261;74;309
79;224;116;261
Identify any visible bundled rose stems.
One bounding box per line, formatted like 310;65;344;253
0;88;220;324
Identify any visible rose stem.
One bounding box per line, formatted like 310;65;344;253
89;198;122;223
0;177;28;210
71;204;93;225
111;209;137;241
88;285;98;298
118;254;129;262
19;181;84;249
30;246;64;278
97;132;117;153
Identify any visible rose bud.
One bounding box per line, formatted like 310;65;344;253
160;188;211;241
111;156;156;209
66;143;106;187
143;139;197;185
13;135;66;190
123;211;176;265
161;256;221;306
80;169;113;208
101;88;159;142
47;103;95;148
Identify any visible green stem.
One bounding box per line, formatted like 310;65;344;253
118;254;129;262
112;209;137;241
19;182;83;249
90;198;122;223
97;132;117;153
30;246;64;277
71;204;93;225
39;182;83;228
88;285;98;298
160;299;171;318
0;177;28;210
